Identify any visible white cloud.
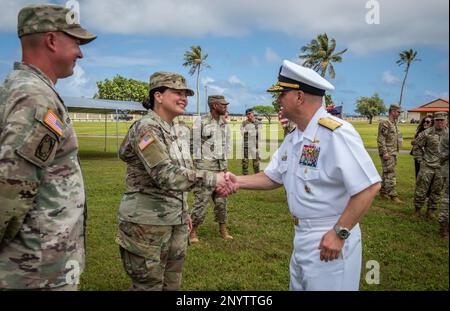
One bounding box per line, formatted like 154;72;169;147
201;76;215;85
57;64;96;97
265;47;281;64
84;55;158;68
425;90;449;99
382;70;400;84
228;75;245;86
1;0;447;55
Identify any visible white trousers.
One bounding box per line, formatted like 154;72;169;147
289;216;362;291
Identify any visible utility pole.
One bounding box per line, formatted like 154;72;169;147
204;85;208;115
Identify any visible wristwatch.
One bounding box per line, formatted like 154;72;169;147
334;224;351;240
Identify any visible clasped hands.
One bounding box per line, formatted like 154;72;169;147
215;172;239;197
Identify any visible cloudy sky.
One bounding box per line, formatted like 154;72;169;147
0;0;448;114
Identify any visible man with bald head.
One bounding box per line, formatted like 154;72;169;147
0;4;96;290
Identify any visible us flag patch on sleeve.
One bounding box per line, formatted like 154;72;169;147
139;132;157;150
44;110;64;136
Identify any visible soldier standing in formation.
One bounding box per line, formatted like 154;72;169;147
116;73;233;291
438;128;449;239
412;112;448;218
377;104;404;203
190;95;233;243
0;4;96;290
241;108;262;175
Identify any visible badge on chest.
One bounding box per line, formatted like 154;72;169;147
299;144;320;168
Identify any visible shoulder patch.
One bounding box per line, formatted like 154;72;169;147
139;132;157;150
318;117;342;131
43;110;64;136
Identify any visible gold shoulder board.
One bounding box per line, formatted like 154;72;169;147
318;117;342;131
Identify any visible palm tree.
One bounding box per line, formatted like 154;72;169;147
396;49;420;109
182;45;211;115
299;33;347;79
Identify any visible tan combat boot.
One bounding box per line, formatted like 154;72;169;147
426;209;436;220
439;222;449;239
391;196;404;204
219;223;233;240
189;226;199;243
380;193;390;201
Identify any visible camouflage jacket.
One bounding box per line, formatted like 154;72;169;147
412;127;449;168
241;119;262;148
0;63;86;289
118;110;217;226
377;119;400;156
440;132;449;178
192;114;229;172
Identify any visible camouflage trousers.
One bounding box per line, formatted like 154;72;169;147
439;176;449;224
413;164;444;211
0;284;78;291
242;148;260;175
191;186;227;226
116;221;188;291
379;155;398;197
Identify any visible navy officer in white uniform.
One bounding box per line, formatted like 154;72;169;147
220;60;381;290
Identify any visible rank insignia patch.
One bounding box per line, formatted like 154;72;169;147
139;132;157;150
35;134;56;162
299;145;320;168
44;110;64;136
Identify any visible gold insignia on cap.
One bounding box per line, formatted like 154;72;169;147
318;117;342;131
278;82;300;89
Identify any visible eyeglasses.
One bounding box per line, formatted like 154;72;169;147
424;120;431;124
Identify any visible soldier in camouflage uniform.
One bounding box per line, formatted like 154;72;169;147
377;103;404;203
438;125;449;238
241;108;262;175
412;112;448;218
0;4;96;290
116;73;232;291
189;95;232;243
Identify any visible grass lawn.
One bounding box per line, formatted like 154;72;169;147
76;120;448;291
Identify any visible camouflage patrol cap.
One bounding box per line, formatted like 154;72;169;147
149;72;194;96
18;4;97;45
389;103;402;112
208;95;229;105
433;111;448;120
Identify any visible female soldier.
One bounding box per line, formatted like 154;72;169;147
411;115;434;178
116;72;231;291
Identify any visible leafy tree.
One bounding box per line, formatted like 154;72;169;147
299;33;347;79
253;105;275;124
397;48;420;109
182;45;211;115
355;93;387;124
95;75;148;103
325;94;334;107
271;93;280;112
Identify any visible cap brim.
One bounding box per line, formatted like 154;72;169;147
171;87;195;96
63;27;97;45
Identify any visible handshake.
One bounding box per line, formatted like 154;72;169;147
215;172;240;197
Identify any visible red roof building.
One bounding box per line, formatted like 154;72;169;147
407;98;448;120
